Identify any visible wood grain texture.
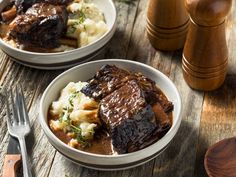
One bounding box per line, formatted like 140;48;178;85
205;137;236;177
0;52;9;81
2;154;21;177
185;0;232;26
146;0;189;50
152;54;204;177
0;61;63;177
226;0;236;75
103;0;140;59
194;76;236;177
183;0;232;91
0;0;235;177
182;21;228;91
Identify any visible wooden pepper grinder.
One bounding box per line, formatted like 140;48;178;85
182;0;232;91
147;0;189;51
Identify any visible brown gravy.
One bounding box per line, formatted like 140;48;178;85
48;88;173;155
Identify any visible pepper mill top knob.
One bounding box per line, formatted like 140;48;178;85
185;0;232;26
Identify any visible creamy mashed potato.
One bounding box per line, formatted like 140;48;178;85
49;81;100;148
66;0;108;47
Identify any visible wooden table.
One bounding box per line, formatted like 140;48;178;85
0;1;236;177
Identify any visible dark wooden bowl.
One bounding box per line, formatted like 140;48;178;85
204;137;236;177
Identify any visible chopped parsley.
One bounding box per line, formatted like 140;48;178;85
71;124;90;148
68;91;79;107
67;10;86;35
78;11;86;24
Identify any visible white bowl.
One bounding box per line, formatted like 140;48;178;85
0;0;117;68
39;59;182;170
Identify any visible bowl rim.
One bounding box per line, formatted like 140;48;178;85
0;0;117;56
39;59;182;159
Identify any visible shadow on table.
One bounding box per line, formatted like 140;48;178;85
151;120;209;177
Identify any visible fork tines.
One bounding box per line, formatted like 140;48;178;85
6;85;30;127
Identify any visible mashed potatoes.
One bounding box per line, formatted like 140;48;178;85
66;0;108;47
49;81;100;148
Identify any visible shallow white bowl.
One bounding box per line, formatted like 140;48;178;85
39;59;182;170
0;0;116;67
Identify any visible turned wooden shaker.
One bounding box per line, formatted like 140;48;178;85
147;0;189;51
182;0;232;91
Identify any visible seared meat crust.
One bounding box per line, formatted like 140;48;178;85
81;65;131;101
9;3;68;48
82;65;174;111
99;80;157;153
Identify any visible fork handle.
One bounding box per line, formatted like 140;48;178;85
18;137;33;177
2;154;21;177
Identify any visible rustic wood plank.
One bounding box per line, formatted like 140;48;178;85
0;61;63;177
226;0;236;75
0;51;10;81
152;53;204;177
26;73;59;177
194;75;236;177
98;161;155;177
193;3;236;176
103;1;140;59
126;0;173;76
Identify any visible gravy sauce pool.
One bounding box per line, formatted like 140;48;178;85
48;87;173;155
51;128;114;155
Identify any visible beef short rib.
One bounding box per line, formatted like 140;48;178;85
81;65;131;101
83;65;174;153
82;65;174;110
9;3;68;48
99;80;158;153
81;65;158;103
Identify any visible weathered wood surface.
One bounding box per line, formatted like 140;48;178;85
195;75;236;177
0;0;236;177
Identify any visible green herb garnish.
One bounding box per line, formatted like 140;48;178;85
59;112;65;123
70;124;82;133
70;124;90;147
68;91;80;107
79;11;86;24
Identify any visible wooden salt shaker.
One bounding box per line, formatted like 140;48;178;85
146;0;189;51
182;0;232;91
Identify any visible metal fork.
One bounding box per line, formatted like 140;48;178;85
6;86;33;177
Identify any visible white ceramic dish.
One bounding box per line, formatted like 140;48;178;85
0;0;117;67
9;45;105;70
39;59;182;170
